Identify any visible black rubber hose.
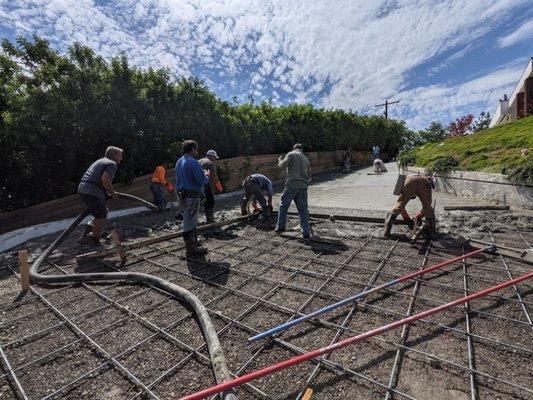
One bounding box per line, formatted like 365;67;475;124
29;193;237;400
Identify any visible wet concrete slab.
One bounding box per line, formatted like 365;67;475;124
272;163;483;216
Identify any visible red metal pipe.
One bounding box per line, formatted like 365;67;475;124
395;246;489;283
179;271;533;400
249;246;491;342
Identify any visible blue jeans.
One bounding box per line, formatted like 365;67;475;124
181;197;200;232
149;182;167;211
276;186;310;235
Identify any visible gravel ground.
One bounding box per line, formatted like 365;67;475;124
0;208;532;400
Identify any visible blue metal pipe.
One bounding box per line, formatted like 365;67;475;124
248;246;491;343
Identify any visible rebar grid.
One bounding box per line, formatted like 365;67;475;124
124;236;532;397
211;235;532;309
0;220;531;400
193;243;533;350
131;233;379;400
205;231;391;400
293;238;405;400
461;246;478;400
488;232;532;328
382;244;431;400
4;265;161;400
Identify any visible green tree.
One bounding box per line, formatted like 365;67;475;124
471;111;491;132
0;35;411;212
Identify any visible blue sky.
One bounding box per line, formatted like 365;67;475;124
1;0;532;130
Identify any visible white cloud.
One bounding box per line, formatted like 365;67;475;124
0;0;529;128
394;61;525;129
498;19;533;47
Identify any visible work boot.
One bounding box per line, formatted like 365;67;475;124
183;231;208;256
192;228;200;245
78;233;101;246
205;209;215;224
255;214;272;228
425;216;437;239
193;229;208;255
383;213;397;237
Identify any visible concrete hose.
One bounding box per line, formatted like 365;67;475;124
29;193;237;400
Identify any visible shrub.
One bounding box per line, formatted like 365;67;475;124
506;156;533;185
431;156;459;174
397;151;417;168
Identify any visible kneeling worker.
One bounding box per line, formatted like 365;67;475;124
373;157;388;174
78;146;123;245
175;140;210;256
241;174;273;218
384;174;436;238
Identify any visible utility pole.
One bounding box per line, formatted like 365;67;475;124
375;99;399;119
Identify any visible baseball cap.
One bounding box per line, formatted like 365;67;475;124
206;149;219;159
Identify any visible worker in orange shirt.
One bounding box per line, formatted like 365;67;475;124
149;163;175;211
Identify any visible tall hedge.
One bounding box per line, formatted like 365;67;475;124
0;36;409;212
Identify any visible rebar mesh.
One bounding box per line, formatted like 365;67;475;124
0;218;531;399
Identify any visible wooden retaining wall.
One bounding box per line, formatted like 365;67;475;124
0;150;372;234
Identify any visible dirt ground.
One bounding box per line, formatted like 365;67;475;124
0;203;532;400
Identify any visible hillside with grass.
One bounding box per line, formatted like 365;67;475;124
400;116;533;183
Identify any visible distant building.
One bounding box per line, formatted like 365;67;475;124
489;57;533;128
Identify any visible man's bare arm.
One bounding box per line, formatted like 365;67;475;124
101;171;117;200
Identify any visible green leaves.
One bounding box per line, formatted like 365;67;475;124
0;36;409;212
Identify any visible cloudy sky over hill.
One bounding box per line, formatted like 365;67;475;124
1;0;532;129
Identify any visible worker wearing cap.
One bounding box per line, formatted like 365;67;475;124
384;174;435;238
149;162;174;211
199;149;223;224
241;173;273;218
176;140;210;256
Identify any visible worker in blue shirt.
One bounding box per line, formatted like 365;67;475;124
175;140;210;256
372;145;380;159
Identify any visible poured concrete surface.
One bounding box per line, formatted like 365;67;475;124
1;162;523;253
273;163;482;217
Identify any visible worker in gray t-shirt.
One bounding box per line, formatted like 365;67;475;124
275;143;311;238
77;146;123;245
